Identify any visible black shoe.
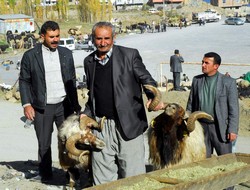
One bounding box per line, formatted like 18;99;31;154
41;174;53;183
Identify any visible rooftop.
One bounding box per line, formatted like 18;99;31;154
0;14;33;20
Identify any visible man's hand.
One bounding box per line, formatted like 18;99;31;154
227;132;237;142
24;105;35;120
80;114;87;119
146;99;165;111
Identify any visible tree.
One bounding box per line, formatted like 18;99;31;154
56;0;69;20
107;0;113;21
0;1;9;14
34;0;43;20
77;0;113;23
8;0;16;13
19;0;33;16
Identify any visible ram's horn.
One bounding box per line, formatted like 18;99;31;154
98;116;106;131
79;150;90;164
66;133;83;156
186;111;214;132
144;85;162;111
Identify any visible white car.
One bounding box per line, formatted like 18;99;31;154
59;38;75;50
75;40;95;51
148;8;159;14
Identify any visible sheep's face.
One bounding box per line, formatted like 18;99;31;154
164;103;185;123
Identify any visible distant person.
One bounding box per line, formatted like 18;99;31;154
170;49;184;91
87;40;93;52
163;22;167;32
202;17;205;25
81;21;164;185
19;21;82;183
118;21;122;33
151;21;155;33
198;18;205;26
186;52;239;159
198;18;202;26
179;19;183;29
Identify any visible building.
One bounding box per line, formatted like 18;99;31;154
113;0;147;8
152;0;184;3
0;14;34;34
210;0;248;8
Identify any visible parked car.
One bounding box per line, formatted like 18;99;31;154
59;38;75;50
148;8;159;14
225;17;245;25
75;40;94;51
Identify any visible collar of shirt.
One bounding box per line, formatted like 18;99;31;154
42;44;57;53
94;48;113;65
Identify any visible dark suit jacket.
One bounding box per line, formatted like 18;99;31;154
170;54;184;73
186;72;239;142
19;44;81;113
83;45;157;139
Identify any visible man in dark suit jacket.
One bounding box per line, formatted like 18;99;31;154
170;49;184;91
186;52;239;159
82;21;164;185
19;21;81;182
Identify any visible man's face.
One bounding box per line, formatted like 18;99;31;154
94;26;114;56
41;29;60;50
202;57;219;76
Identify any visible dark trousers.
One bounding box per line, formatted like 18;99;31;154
34;102;65;177
200;122;232;158
173;72;181;90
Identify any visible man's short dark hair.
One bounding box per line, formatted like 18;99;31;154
204;52;221;65
174;49;179;54
40;21;60;35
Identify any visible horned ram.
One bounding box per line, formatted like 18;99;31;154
144;85;213;169
58;114;105;189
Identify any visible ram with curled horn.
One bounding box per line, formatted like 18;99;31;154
58;114;106;189
144;85;213;170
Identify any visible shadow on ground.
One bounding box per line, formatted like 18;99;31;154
0;160;92;189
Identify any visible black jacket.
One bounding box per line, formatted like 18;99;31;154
83;45;157;139
19;44;81;113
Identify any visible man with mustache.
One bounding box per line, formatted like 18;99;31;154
19;21;81;183
82;21;164;185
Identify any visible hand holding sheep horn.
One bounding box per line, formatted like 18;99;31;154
144;84;167;111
